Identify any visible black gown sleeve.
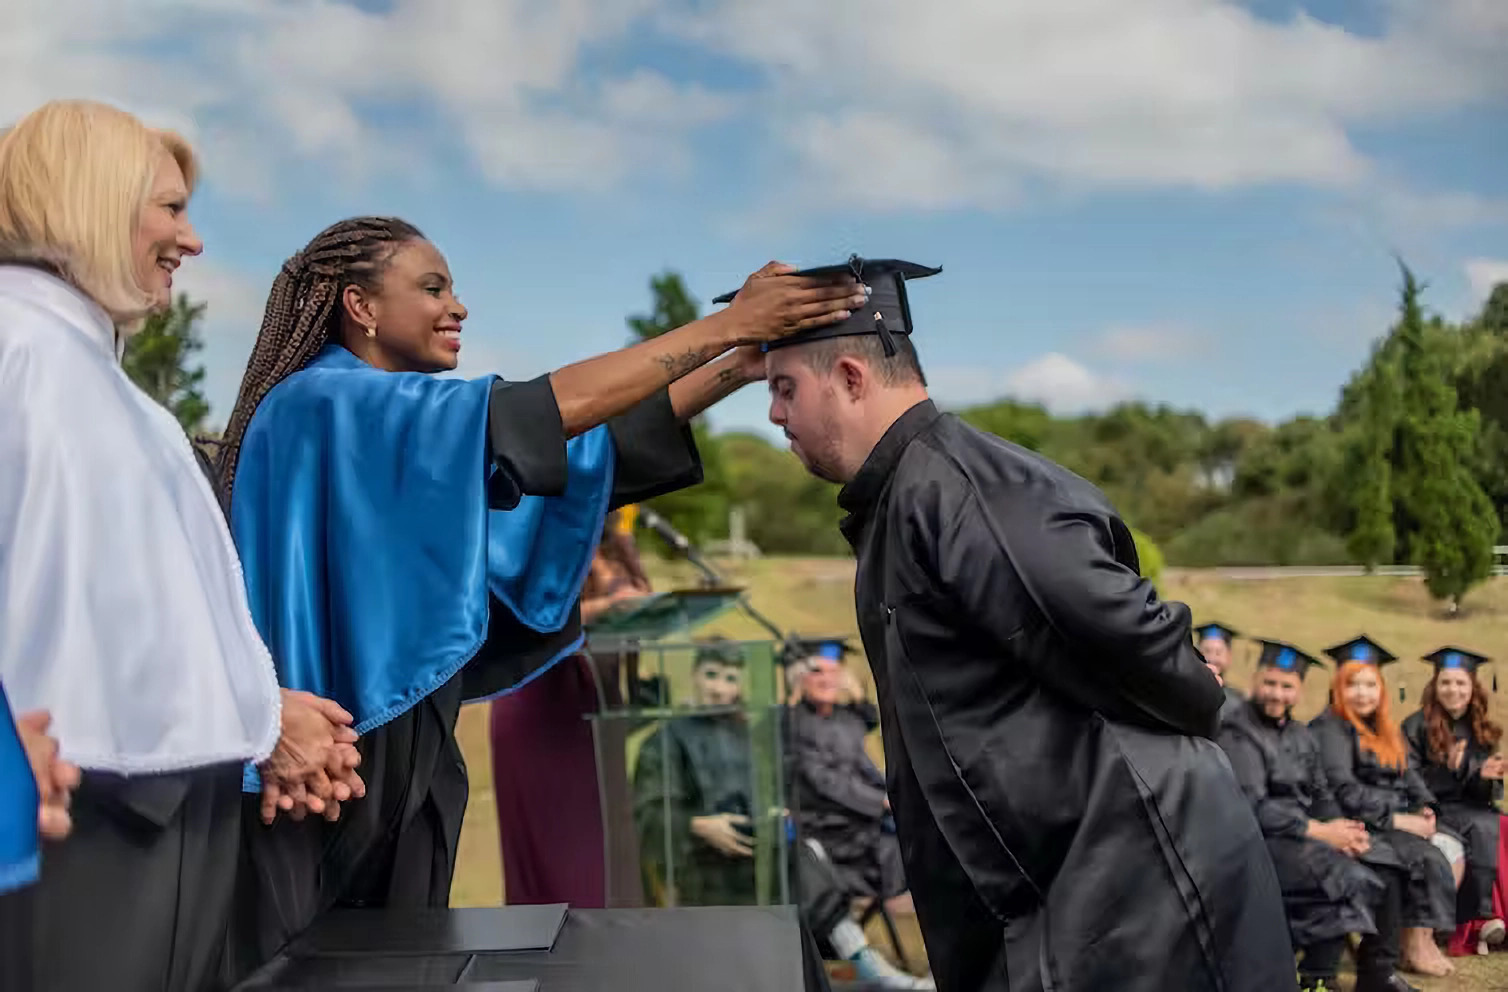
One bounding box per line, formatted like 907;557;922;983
602;388;702;509
488;379;702;511
1402;765;1437;812
1217;724;1308;840
487;377;569;506
1306;740;1346;823
926;483;1221;739
1311;716;1399;831
1462;744;1503;805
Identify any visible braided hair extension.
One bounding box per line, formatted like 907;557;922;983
214;216;424;505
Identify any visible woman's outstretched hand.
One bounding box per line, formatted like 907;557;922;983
722;263;865;346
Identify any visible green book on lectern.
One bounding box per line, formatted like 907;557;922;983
584;587;745;647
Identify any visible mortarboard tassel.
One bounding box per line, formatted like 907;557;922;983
872;310;898;357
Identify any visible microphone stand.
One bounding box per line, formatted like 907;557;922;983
637;506;794;653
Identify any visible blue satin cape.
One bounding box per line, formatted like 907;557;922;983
231;345;614;792
0;683;40;894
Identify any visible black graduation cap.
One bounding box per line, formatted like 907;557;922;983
782;635;856;667
1423;647;1492;675
1255;639;1324;679
1322;635;1398;667
1193;622;1240;644
693;638;746;668
711;255;941;357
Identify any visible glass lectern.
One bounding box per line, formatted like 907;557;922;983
582;588;790;911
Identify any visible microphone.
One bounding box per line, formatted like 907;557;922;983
638;506;693;554
637;506;719;586
636;506;790;644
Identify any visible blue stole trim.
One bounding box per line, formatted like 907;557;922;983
0;684;40;894
232;346;613;792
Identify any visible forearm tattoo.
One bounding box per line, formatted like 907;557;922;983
656;347;705;378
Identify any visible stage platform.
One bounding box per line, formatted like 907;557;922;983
234;905;806;992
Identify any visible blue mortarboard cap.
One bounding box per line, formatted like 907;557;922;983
783;635;856;668
711;256;941;358
1194;622;1240;644
1256;639;1323;678
1423;646;1490;674
1323;635;1398;667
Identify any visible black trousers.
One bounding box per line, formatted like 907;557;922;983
1301;864;1404;985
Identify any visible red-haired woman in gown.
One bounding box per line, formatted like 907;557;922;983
1311;639;1460;977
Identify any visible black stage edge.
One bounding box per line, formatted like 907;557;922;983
234;906;807;992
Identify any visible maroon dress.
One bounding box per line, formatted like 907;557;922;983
488;555;644;908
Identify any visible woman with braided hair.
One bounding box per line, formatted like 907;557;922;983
219;216;863;969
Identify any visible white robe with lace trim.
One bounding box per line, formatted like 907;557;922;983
0;265;280;773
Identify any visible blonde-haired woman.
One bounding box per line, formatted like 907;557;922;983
0;99;355;992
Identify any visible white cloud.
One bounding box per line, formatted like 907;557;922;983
0;0;729;197
0;0;1502;213
929;353;1133;413
1004;353;1133;413
1466;258;1508;303
1087;323;1208;362
677;0;1507;208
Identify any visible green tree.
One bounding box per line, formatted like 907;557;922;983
627;271;700;342
1389;267;1498;610
121;293;210;432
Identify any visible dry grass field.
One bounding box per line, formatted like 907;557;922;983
451;559;1508;990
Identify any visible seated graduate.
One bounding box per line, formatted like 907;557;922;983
634;638;758;907
1218;640;1417;992
634;639;929;989
0;99;357;992
1310;636;1460;978
784;637;912;916
1195;621;1246;722
1402;647;1505;949
214;217;864;967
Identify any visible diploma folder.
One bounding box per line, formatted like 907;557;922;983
294;904;568;956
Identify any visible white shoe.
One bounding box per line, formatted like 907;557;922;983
850;947;936;990
1481;918;1506;948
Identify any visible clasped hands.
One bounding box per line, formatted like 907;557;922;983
257;689;366;824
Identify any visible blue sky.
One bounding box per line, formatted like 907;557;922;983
7;0;1506;439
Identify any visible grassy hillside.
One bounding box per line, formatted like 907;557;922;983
452;559;1508;989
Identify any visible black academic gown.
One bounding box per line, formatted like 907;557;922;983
229;384;703;978
787;700;905;900
837;401;1293;992
6;764;245;992
1219;685;1246;724
1218;701;1382;947
1402;709;1503;921
633;712;759;907
1310;711;1457;932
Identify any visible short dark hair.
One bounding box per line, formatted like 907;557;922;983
693;636;746;670
798;333;926;387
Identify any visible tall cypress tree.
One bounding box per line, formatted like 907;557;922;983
1390;267;1498;611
